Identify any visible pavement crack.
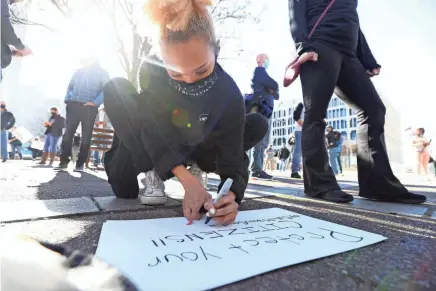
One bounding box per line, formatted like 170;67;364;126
89;196;103;212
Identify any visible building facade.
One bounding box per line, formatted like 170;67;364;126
270;95;403;171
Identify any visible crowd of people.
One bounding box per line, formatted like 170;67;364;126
1;0;435;289
2;0;433;210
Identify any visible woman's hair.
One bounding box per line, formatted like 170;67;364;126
293;102;304;122
417;127;425;135
144;0;217;49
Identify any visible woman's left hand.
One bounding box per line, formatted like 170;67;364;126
366;67;381;77
204;191;239;225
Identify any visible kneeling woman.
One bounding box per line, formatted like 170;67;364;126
103;0;268;225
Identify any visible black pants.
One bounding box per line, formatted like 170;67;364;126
59;102;98;166
337;152;343;174
300;43;407;196
30;148;42;159
103;78;267;198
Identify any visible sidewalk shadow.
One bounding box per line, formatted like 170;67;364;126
33;168;112;201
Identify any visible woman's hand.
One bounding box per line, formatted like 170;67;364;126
183;180;212;223
292;52;318;69
204;191;239;225
366;67;381;77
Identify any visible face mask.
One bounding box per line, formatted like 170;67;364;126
168;68;218;98
50;111;56;116
0;105;5;109
263;59;270;69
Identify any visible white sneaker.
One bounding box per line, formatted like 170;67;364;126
138;170;167;205
189;163;207;188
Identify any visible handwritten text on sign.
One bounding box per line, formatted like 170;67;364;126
96;208;386;291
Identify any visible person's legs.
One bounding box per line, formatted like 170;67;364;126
328;147;339;175
250;143;263;173
71;146;78;163
416;152;422;176
76;106;98;169
16;145;23;159
10;144;16;160
93;151;100;166
1;130;8;161
31;148;38;159
48;136;60;165
420;152;430;176
337;151;343;174
196;112;268;181
299;43;352;202
58;104;81;168
249;116;272;179
104;78;164;204
291;131;302;176
336;55;425;203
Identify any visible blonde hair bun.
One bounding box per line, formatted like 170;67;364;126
144;0;213;31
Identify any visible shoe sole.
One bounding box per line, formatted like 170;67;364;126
54;168;68;171
305;192;354;203
359;195;426;205
251;177;273;181
139;196;167;205
73;169;84;172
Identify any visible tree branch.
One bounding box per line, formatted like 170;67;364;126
9;9;56;32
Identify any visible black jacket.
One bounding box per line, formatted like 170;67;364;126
278;147;291;160
44;114;65;137
1;109;15;130
1;0;25;69
288;0;380;71
325;131;339;149
135;56;249;203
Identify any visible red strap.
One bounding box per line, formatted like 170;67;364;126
308;0;336;38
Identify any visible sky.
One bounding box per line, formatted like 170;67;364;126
1;0;435;140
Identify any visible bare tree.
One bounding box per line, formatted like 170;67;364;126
11;0;262;88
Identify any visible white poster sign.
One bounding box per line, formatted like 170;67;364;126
96;208;386;291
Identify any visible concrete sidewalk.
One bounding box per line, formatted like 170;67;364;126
1;161;435;290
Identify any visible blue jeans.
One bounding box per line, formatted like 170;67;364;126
250;118;271;173
11;144;23;159
328;147;339;175
1;130;8;161
43;134;60;153
93;151;105;166
291;131;302;173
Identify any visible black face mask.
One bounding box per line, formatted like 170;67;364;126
0;105;5;109
168;64;219;98
50;112;56;116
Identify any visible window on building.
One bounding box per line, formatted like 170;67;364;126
351;130;357;140
349;109;352;116
353;118;357;127
341;131;347;139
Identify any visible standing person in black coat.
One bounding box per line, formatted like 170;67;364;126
277;144;291;172
1;0;32;81
248;53;279;180
286;0;426;204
